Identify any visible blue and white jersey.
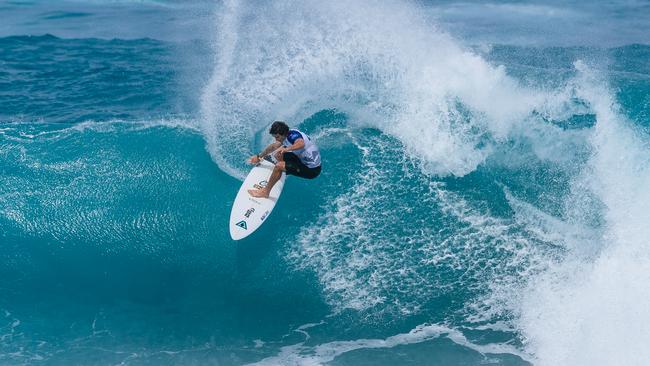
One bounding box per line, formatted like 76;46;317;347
283;129;321;168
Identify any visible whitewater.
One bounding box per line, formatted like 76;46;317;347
1;0;649;365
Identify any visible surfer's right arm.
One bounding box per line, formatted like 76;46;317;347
249;142;282;164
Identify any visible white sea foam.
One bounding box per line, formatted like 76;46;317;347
247;323;531;366
0;118;200;142
516;61;650;366
288;134;557;316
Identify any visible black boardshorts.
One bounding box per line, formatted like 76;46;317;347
283;152;321;179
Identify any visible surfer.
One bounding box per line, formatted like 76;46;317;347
247;121;321;198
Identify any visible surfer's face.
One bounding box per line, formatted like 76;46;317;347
273;133;284;142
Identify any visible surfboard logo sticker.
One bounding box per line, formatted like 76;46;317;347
260;210;269;221
244;208;255;218
253;180;268;190
235;220;247;230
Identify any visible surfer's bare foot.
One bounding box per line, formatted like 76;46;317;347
248;188;270;198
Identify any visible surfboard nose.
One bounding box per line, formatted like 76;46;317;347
229;219;253;240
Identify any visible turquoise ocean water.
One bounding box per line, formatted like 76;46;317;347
1;1;649;365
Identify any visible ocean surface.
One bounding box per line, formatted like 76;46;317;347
1;1;649;365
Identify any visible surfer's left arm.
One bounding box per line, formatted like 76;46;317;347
249;142;281;164
278;138;305;154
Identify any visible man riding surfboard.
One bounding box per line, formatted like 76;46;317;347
248;121;322;198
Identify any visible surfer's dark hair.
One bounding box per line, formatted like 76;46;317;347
269;121;289;136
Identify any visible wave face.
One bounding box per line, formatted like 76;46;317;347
2;0;650;365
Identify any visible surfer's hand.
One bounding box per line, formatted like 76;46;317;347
275;147;286;159
248;155;260;164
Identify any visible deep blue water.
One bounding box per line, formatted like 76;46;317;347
1;1;649;365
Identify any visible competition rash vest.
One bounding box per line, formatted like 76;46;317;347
282;129;321;168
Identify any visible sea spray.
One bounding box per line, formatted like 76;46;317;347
199;0;542;178
518;61;650;366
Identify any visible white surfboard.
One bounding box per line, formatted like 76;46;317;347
229;159;286;240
